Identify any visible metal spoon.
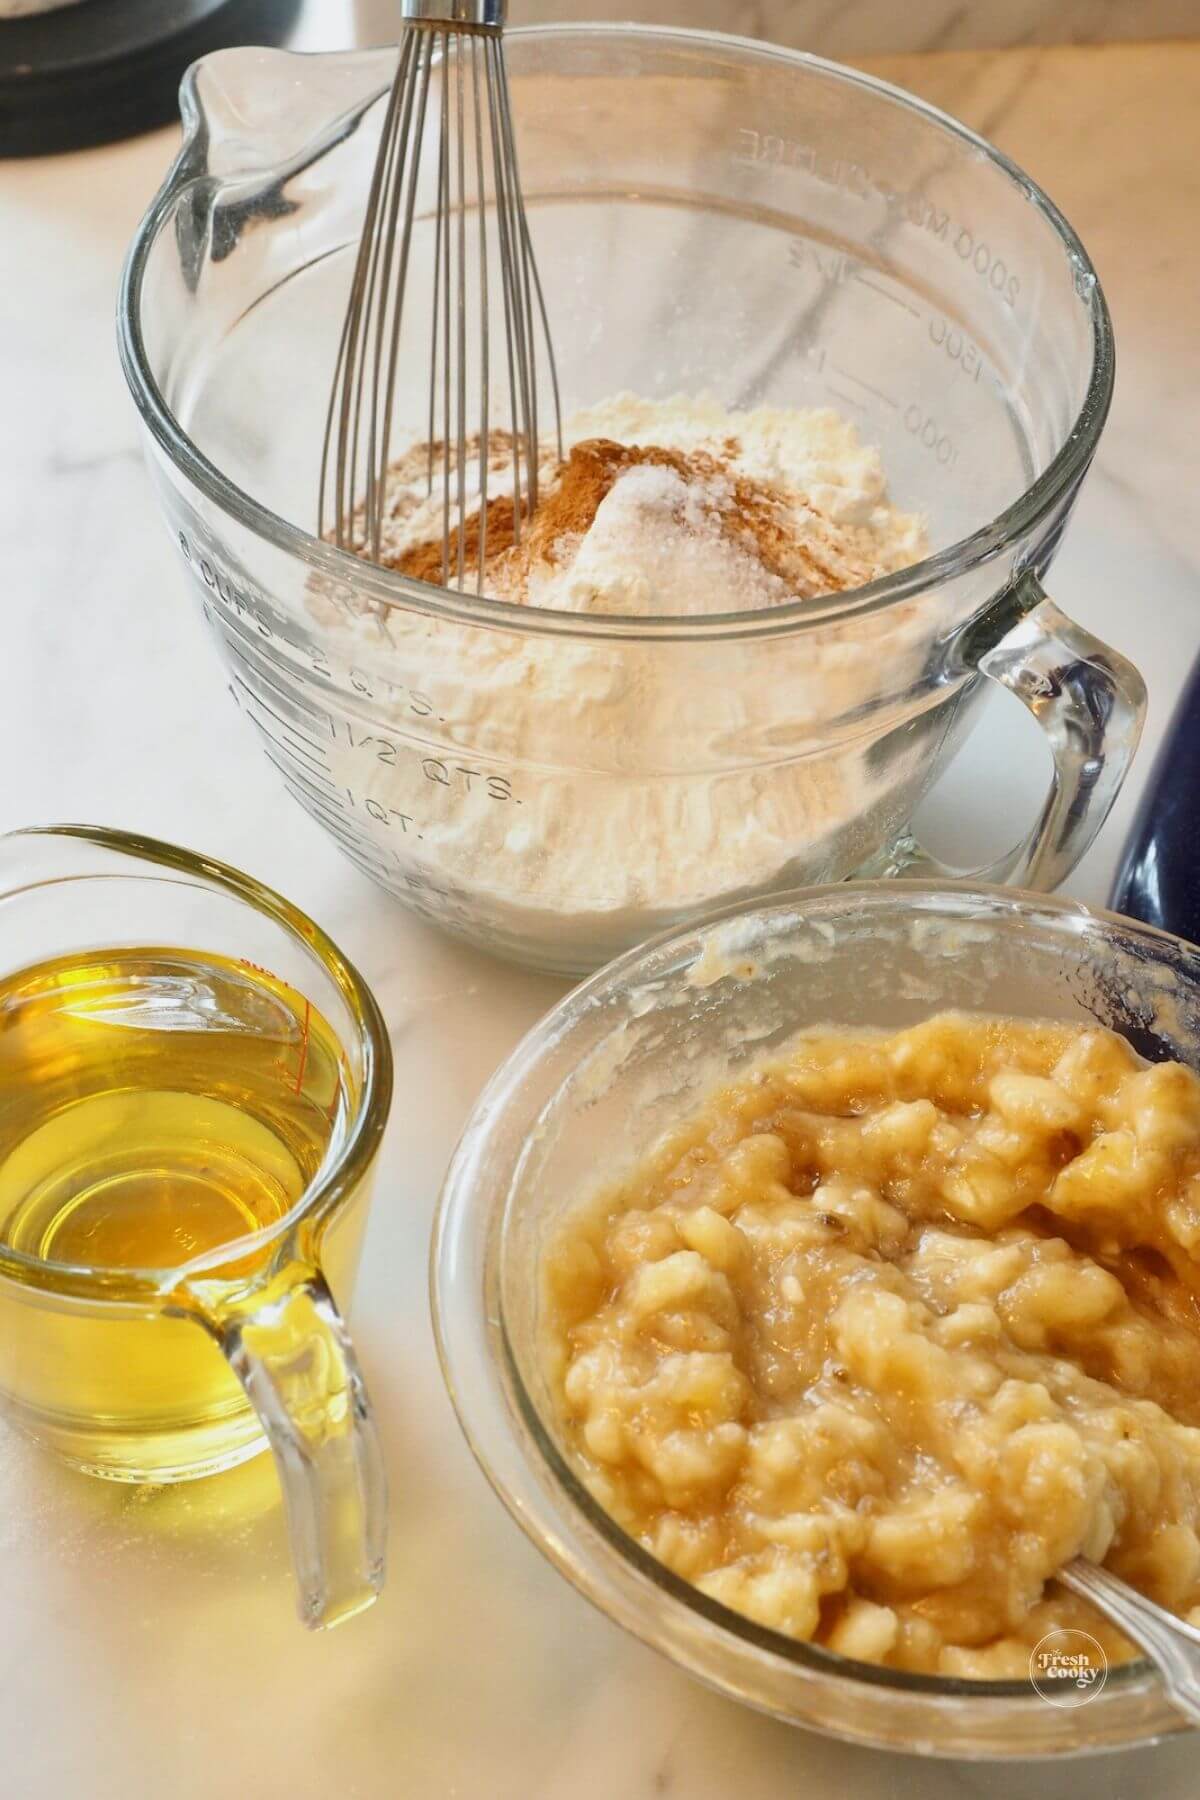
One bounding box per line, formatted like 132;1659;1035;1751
1058;1559;1200;1724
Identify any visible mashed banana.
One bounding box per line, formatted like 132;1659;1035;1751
543;1014;1200;1676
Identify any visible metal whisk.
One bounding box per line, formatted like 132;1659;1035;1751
320;0;561;591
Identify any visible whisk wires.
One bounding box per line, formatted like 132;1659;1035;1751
320;19;562;597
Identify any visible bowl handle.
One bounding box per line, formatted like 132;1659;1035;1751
194;1268;387;1631
910;573;1147;890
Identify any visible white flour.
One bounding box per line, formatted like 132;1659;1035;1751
309;396;933;969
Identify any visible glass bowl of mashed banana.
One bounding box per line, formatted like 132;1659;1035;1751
433;882;1200;1757
120;27;1146;974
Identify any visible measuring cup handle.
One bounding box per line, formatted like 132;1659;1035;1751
215;1270;387;1629
917;573;1147;890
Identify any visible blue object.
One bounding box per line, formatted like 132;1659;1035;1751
1110;656;1200;945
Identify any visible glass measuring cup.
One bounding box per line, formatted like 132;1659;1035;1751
0;826;392;1629
119;26;1145;975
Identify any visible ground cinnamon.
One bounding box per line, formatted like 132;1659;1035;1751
377;433;884;601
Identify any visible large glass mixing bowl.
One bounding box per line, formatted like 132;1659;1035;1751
433;882;1200;1757
119;27;1144;975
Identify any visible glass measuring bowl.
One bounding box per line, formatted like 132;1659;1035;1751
119;27;1144;976
432;881;1200;1758
0;826;392;1630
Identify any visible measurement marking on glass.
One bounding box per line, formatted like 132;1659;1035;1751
343;846;391;882
278;778;381;866
260;749;339;810
291;788;363;842
250;663;326;723
284;787;358;845
289;789;354;837
342;787;425;838
273;771;378;847
273;787;351;849
311;810;372;853
231;673;329;757
854;272;920;318
928;314;985;383
312;824;393;878
325;830;390;874
272;751;337;795
829;362;899;410
902;403;959;466
254;666;329;729
247;714;336;782
225;641;328;727
243;714;331;769
237;702;331;774
825;384;867;413
266;730;333;778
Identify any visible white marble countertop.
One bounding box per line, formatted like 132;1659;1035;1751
2;35;1199;1799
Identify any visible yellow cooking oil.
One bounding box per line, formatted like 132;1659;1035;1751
0;946;369;1480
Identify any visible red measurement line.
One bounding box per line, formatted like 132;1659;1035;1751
294;997;312;1096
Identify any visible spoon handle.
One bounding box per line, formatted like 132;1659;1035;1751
1059;1560;1200;1725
